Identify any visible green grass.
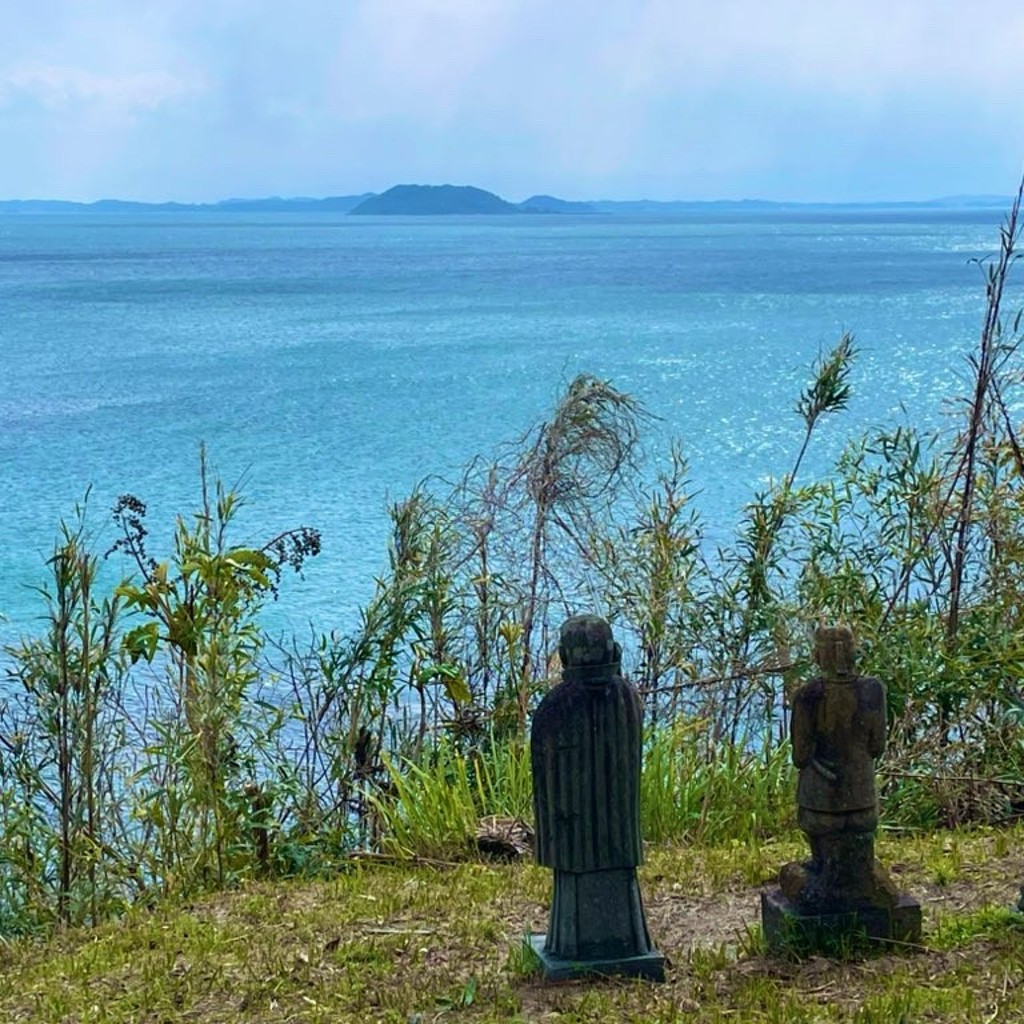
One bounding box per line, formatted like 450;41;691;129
0;827;1022;1021
372;738;533;860
372;730;797;864
640;722;796;845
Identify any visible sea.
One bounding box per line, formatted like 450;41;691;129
0;209;1014;652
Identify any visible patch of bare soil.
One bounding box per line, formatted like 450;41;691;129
648;890;758;955
644;842;1024;955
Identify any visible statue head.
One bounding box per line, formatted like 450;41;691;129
813;625;856;681
559;615;621;689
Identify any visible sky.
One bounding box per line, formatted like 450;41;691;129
1;0;1023;203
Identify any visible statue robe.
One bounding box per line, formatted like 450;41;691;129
531;672;644;873
530;662;657;964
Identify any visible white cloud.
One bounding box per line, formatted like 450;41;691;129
601;0;1024;100
0;0;1021;199
0;64;204;113
317;0;529;123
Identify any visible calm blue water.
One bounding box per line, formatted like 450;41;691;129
0;210;1011;647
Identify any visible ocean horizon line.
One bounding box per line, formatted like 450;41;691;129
0;188;1013;215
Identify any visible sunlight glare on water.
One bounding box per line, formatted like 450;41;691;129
0;209;1013;647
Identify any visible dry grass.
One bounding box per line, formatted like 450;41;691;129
1;828;1023;1022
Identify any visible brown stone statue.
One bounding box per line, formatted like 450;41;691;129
786;624;890;907
761;625;921;949
528;615;664;981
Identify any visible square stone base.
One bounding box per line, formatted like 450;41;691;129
761;889;922;954
526;934;665;982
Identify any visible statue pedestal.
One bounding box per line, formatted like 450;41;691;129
761;889;922;954
526;934;665;982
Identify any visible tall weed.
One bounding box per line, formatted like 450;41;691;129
372;738;532;860
641;721;795;845
0;504;130;929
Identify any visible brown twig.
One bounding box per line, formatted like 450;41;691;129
638;661;794;696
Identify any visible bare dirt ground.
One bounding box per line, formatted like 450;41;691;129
512;835;1024;1021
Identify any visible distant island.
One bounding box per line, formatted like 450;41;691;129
348;185;604;215
519;194;598;214
350;184;520;215
0;185;1012;216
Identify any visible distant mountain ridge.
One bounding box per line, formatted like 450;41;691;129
588;196;1013;214
0;186;1012;216
0;194;373;215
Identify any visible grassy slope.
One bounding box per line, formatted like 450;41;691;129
1;829;1023;1023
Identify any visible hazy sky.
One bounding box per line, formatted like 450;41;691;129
2;0;1022;202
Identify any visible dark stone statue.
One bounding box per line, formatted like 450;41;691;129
762;625;921;951
528;615;664;981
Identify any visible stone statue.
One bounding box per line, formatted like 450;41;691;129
761;625;921;950
528;615;664;981
788;624;889;907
